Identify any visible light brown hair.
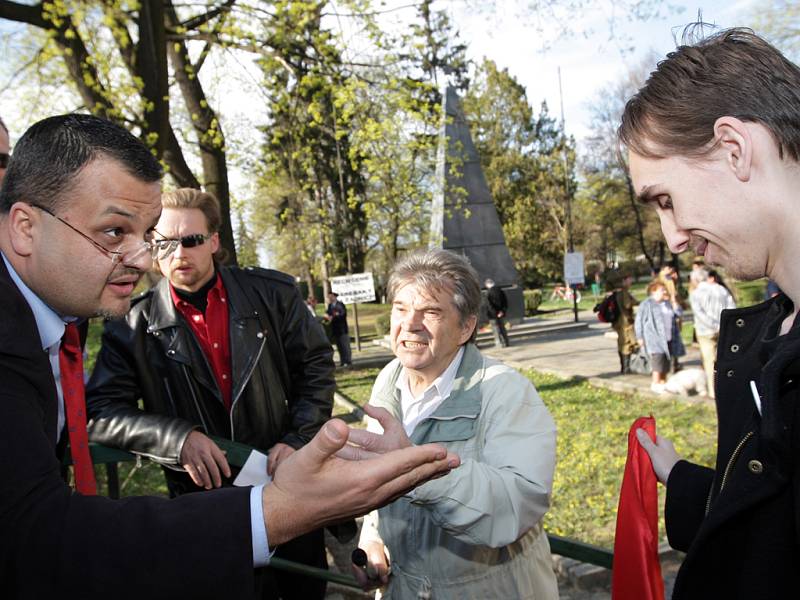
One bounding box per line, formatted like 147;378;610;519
619;27;800;161
161;187;227;262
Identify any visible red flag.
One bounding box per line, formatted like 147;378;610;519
611;416;664;600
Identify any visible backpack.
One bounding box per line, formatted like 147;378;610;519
594;292;621;323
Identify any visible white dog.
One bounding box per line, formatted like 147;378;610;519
664;368;708;397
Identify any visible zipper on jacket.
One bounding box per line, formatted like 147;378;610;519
163;377;178;416
228;331;267;443
705;430;755;516
183;364;211;434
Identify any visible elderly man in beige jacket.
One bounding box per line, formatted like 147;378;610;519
351;249;559;600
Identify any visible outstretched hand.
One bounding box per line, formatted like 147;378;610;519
636;428;680;484
339;404;412;460
262;419;459;546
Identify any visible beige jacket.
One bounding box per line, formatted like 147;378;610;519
360;343;559;599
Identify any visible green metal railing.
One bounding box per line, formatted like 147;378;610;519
67;440;614;587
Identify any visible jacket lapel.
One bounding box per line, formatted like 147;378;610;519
147;278;221;402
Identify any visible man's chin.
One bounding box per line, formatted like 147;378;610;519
94;299;133;320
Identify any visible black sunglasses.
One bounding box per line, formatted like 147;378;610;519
153;233;214;256
0;153;9;169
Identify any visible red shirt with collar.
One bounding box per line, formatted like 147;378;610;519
170;274;233;411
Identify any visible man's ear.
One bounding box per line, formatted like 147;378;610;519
713;116;752;182
6;202;38;257
460;315;478;345
210;231;220;254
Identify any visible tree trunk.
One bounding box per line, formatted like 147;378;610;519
164;2;236;264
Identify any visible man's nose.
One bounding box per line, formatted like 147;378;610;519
401;309;423;329
659;212;690;254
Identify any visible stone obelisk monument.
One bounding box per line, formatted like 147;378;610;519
430;86;524;321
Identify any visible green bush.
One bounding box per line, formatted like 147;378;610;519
524;289;543;315
374;311;391;336
736;280;766;307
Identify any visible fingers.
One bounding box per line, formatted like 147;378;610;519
184;462;210;489
362;404;393;428
180;431;228;489
365;444;457;506
267;453;278;478
346;429;387;453
335;444;381;461
351;543;389;590
306;419;349;462
635;428;656;451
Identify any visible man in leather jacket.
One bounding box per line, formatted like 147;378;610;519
86;188;334;600
619;28;800;598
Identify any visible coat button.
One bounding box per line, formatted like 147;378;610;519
727;370;735;377
735;318;745;327
731;344;740;353
167;349;176;356
748;460;763;474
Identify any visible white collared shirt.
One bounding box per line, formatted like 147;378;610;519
397;345;465;436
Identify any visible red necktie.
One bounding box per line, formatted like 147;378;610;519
611;416;664;600
59;323;97;495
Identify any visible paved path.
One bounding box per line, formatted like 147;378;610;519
325;311;705;599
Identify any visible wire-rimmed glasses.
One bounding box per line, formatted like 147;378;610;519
32;204;176;265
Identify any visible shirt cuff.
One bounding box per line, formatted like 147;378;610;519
250;484;274;568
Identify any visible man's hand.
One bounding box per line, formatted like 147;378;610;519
267;442;295;477
351;541;390;590
180;430;231;489
498;311;505;318
636;428;680;484
261;419;459;546
339;404;412;460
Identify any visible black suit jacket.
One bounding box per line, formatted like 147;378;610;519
0;257;256;599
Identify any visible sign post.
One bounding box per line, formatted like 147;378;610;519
330;273;376;352
563;252;585;323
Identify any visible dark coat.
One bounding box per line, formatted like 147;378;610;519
326;299;348;336
86;266;335;495
486;286;508;319
666;294;800;599
0;256;254;599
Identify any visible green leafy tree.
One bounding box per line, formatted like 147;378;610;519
463;59;577;285
579;56;661;272
0;0;247;261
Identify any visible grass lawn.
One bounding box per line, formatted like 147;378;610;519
333;366;718;549
85;320;718;549
528;371;716;548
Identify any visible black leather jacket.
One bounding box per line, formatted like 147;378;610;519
86;266;335;493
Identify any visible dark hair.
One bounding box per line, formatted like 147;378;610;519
619;27;800;161
0;113;162;214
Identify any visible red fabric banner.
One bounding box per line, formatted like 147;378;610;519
611;415;664;600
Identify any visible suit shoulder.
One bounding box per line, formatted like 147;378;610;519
236;266;297;288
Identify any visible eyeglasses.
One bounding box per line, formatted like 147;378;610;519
152;233;214;258
0;153;9;169
32;204;175;265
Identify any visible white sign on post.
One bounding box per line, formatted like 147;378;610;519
330;273;376;304
563;252;585;286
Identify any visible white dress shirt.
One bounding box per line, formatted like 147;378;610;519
397;346;465;435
